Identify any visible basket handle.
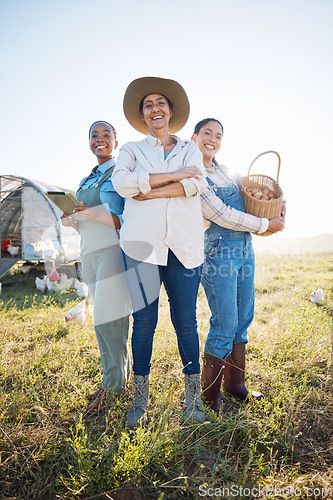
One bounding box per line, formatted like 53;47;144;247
248;150;281;182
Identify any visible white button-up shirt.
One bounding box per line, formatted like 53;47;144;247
112;134;208;268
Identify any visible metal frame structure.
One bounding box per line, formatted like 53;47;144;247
0;175;81;277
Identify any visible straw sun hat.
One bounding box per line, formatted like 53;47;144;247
123;76;190;134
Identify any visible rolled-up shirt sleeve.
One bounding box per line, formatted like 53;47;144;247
180;176;208;197
179;142;208;196
112;147;151;198
201;186;268;233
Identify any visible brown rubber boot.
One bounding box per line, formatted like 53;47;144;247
223;344;263;401
201;352;231;415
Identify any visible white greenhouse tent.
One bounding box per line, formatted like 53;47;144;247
0;175;81;277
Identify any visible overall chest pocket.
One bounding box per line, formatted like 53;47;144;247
212;184;244;212
212;185;238;204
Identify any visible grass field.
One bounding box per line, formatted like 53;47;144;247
0;252;332;499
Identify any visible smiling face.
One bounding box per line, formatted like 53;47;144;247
89;122;118;165
141;94;173;135
192;120;223;166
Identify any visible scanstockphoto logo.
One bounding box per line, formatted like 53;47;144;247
198;484;333;498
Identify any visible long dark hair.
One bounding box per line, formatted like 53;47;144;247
193;118;224;165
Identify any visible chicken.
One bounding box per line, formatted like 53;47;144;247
53;281;72;292
73;278;89;299
44;275;72;292
45;276;57;292
58;273;73;289
309;288;324;304
65;301;86;324
7;244;19;257
35;276;47;292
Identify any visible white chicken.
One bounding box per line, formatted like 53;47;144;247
7;244;19;257
65;301;86;324
35;276;47;292
58;273;73;290
46;276;58;292
73;279;89;299
45;274;73;292
309;288;324;304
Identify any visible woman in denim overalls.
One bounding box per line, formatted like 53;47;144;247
192;118;285;415
61;121;131;412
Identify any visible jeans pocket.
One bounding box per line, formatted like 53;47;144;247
204;237;221;257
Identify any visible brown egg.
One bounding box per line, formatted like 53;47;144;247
261;194;270;200
251;188;260;195
268;191;276;199
262;187;270;195
252;192;263;199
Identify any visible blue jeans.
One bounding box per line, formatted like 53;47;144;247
201;233;255;360
122;250;202;376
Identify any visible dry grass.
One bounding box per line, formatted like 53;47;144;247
0;253;332;499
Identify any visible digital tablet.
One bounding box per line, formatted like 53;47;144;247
46;191;81;216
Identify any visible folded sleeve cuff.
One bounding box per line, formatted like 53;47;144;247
180;176;207;197
179;178;195;197
138;172;151;194
257;218;269;234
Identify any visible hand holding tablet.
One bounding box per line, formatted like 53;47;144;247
46;191;81;218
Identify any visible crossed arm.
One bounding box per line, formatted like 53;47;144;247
133;166;203;200
135;179;286;235
134;179;186;200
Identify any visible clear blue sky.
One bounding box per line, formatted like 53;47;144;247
1;0;332;238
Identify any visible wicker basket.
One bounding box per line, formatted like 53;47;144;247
239;151;283;236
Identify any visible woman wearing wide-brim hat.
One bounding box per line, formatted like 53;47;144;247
112;76;208;429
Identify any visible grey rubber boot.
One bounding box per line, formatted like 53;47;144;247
184;374;206;424
126;375;149;430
